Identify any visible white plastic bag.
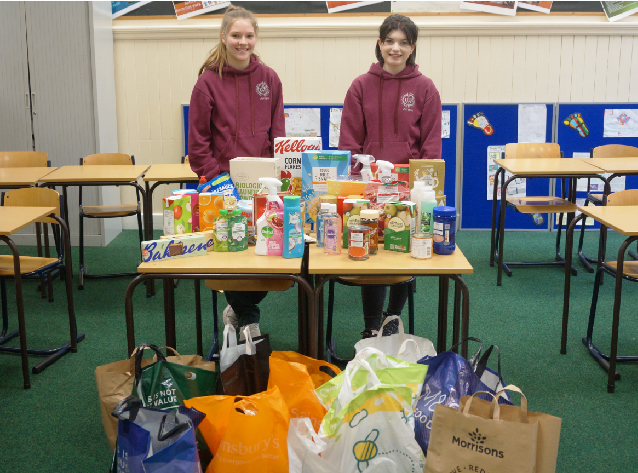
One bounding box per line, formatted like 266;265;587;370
219;324;256;373
288;418;336;473
354;316;436;363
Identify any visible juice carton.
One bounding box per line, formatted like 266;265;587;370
198;193;225;232
302;150;351;224
342;198;370;248
383;200;416;253
141;234;209;263
370;162;410;183
161;230;214;252
274;137;321;196
162;195;192;235
409;159;445;198
172;190;199;232
229;157;281;202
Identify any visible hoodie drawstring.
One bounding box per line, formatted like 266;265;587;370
378;74;384;150
249;72;255;136
394;79;402;138
234;75;240;145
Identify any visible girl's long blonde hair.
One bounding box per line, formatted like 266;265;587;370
198;5;262;77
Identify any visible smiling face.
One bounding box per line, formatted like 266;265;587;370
222;19;256;70
377;29;415;75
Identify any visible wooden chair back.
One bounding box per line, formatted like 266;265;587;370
605;189;638;207
0;151;49;167
82;153;132;166
3;187;61;224
504;142;561;160
591;145;638;159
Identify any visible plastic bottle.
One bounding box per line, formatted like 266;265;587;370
283;195;304;259
433;206;457;255
229;208;248;252
411;181;425;230
353;154;375;181
419;185;437;235
323;204;342;255
316;203;331;248
255;177;284;256
214;209;229;252
375;160;395;183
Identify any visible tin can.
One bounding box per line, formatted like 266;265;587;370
348;225;370;261
411;232;433;259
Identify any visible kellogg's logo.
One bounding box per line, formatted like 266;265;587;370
274;139;321;154
401;92;415;111
256;81;270;98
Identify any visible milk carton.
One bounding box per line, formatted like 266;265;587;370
274;137;321;196
302;150;351;223
229;157;281;202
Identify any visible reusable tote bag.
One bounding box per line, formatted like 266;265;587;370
425;386;538;473
221;327;272;395
354;315;436;363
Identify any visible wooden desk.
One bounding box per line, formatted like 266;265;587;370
308;245;473;358
124;250;314;357
562;205;638;393
491;158;602;285
0;167;57;188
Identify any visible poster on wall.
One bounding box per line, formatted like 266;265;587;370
603;109;638;137
487;145;526;200
573;152;626;194
285;108;322;137
517;1;553;13
111;1;152;19
329;108;342;147
518;104;547;143
460;1;518;16
601;1;638;21
173;1;230;20
442;110;451;138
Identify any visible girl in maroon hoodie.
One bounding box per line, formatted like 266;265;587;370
339;14;442;339
188;6;285;340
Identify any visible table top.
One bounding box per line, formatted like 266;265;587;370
39;165;149;183
0;167;57;186
137;249;303;274
143;164;198;182
308;244;474;275
577;205;638;236
585;158;638;173
0;207;56;235
494;158;601;176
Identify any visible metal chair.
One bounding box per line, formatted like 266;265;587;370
0;187;82;388
577;145;638;273
78;153;144;289
492;142;577;285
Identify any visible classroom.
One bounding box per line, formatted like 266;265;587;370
2;1;638;472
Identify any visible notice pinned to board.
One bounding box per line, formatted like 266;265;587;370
518;104;547;143
442;110;451;139
329;108;342;148
573;151;626;193
111;1;151;19
173;1;230;20
487;145;526;201
285;108;321;138
603;109;638;137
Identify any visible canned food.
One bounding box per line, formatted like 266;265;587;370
348;225;370;261
411;232;433;259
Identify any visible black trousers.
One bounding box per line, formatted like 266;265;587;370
224;290;268;327
361;284;409;331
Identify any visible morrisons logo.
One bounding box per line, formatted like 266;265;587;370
452;428;504;459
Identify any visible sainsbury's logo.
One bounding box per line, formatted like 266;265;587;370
274;139;321;154
218;434;280;455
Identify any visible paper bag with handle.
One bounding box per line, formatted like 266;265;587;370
425;385;538;473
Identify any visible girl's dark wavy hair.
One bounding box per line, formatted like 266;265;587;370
375;14;418;67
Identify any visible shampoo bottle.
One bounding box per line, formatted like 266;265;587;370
283;195;304;259
255;177;284;256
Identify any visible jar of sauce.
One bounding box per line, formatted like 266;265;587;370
348;225;370;261
359;209;379;255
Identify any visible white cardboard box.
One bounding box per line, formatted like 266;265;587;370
229;157;281;202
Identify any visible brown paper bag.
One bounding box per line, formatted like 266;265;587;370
460;386;562;473
94;345;216;451
425;385;538;473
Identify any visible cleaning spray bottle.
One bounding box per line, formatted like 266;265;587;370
375;160;395;183
255;177;284;256
353;154;375;181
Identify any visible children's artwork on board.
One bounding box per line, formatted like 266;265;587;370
573;151;626;194
111;1;151;18
487;145;526;200
518;104;547;143
563;113;589;137
603;109;638;137
329;108;342;147
517;1;553;13
460;1;517;16
285;108;321;137
467;112;494;135
602;1;638;22
173;1;230;20
442;110;451;138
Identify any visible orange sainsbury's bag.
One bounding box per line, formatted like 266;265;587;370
184;386;290;473
270;351;341;388
267;356;327;433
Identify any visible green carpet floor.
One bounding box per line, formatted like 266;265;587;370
1;228;637;472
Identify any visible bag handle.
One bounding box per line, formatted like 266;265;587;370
157;410;190;441
475;344;502;379
242;326;255;355
492;384;528;421
354;347;390;368
222;324;237;351
375;315;405;340
398;338;422;358
153;346;182;363
337;359;382;408
449;337;483;369
133;344;166;384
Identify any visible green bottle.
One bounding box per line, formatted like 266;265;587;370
229;208;248;252
214;209;229;252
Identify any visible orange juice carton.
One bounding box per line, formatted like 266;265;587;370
342;198;370;248
198;193;225;232
172;189;199;232
229;157;281;202
409;159;445;198
383;200;416;253
141;234;209;263
371;162;410;183
161;230;214;252
162;195;192;235
274;137;321;196
302;150;351;224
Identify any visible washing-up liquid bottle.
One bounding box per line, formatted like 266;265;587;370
316;203;331;248
375;160;395;183
255;177;284;256
283;196;304;259
419;185;437;235
353;154;375;181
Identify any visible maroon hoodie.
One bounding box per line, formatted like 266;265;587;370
339;63;442;175
188;55;285;180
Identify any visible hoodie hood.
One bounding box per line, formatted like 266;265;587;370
211;54;261;75
367;62;422;80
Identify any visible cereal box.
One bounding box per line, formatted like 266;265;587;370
229;157;281;202
198;193;225;232
383;200;416;253
274;137;321;196
409;159;445;198
141;234;209;263
162;195;192;235
302;150;351;223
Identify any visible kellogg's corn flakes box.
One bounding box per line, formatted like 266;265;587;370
302;150;351;224
274;137;321;196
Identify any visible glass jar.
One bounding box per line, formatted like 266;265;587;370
359;209;379;255
348;225;370;261
433;206;457;255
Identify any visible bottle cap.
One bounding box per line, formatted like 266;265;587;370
320;194;337;204
329;204;337;213
284;195;301;203
360;209;379;219
219;209;228;216
232;208;240;215
413;181;425;188
321;203;331;211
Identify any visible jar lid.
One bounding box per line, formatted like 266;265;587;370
413;232;432;238
360;209;379;219
433;206;456;217
348;225;369;231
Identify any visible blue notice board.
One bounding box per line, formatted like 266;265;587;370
182;103;459;207
461;103;555;230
